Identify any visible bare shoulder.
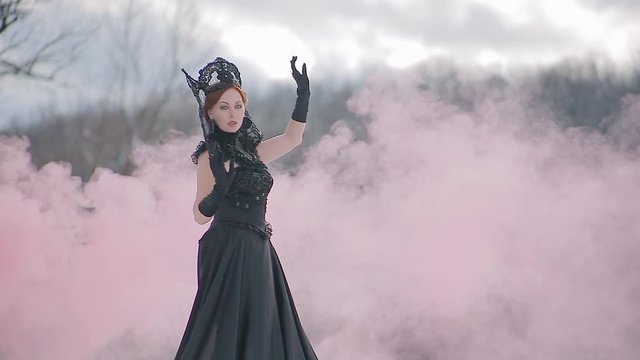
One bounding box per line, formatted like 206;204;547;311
198;150;209;163
196;152;214;184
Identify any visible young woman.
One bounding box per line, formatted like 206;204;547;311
175;57;318;359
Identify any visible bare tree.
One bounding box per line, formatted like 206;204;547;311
3;0;345;181
10;0;215;179
0;0;23;33
100;0;217;176
0;0;88;80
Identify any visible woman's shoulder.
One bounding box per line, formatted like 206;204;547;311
191;140;207;165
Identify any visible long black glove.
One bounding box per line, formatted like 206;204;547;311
198;140;236;217
290;56;310;123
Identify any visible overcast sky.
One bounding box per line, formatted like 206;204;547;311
169;0;640;75
1;0;639;126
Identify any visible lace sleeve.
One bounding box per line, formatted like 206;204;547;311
191;140;207;165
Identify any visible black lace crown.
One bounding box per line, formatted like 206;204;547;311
181;57;243;138
182;57;242;95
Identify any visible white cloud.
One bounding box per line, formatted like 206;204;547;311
3;0;639;126
476;49;508;68
539;0;638;64
378;35;444;68
219;23;315;80
73;0;640;73
202;0;639;71
468;0;534;26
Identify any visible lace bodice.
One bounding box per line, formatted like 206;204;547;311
224;163;274;209
192;142;274;229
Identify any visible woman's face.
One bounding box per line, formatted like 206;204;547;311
207;88;245;133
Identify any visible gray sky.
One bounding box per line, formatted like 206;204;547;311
1;0;639;126
176;0;640;73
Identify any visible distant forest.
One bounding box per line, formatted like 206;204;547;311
2;0;639;181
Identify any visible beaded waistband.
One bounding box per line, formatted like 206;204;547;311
211;219;273;240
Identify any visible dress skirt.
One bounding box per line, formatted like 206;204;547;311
174;222;319;359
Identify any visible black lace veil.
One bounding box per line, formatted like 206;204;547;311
182;58;264;167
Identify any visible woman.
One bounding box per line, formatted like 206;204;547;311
175;57;319;359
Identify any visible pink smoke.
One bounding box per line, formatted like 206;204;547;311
1;73;640;359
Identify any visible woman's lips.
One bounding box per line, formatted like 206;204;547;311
228;121;238;126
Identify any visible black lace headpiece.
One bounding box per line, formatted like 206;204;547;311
182;58;264;168
186;57;242;93
181;57;243;138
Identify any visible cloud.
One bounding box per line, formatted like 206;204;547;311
578;0;640;11
2;0;638;128
204;0;638;69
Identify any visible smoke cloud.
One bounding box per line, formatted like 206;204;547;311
1;71;640;359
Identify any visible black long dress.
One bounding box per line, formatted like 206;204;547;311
174;143;319;359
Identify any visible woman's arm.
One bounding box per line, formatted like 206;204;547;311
256;56;310;164
193;151;215;224
256;119;305;163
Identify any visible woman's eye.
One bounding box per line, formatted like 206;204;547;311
220;106;228;110
235;105;243;109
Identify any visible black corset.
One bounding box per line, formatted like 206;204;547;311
212;164;274;230
225;164;273;207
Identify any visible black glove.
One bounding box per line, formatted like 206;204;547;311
290;56;310;123
198;140;236;217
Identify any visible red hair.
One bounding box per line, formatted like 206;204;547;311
203;85;248;113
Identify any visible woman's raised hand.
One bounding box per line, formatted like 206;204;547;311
290;56;311;123
290;56;310;97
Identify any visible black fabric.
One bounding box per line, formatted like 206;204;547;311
198;188;224;217
290;56;310;123
191;115;264;169
291;95;309;123
175;163;319;359
191;140;208;165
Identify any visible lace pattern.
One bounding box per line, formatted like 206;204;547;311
191;116;263;168
191;141;207;165
224;164;273;208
